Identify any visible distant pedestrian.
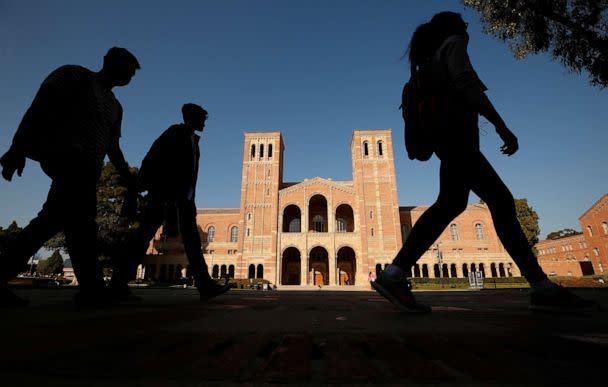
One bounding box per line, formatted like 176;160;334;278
372;11;598;313
109;104;230;302
0;47;140;308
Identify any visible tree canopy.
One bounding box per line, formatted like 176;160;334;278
546;228;583;240
0;221;22;254
37;250;64;276
514;198;541;248
462;0;608;88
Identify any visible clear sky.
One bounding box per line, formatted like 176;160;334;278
1;0;606;244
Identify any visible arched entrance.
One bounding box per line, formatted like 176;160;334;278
309;246;329;285
336;246;356;285
281;247;301;285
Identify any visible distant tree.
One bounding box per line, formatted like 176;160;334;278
37;250;63;276
514;198;541;248
462;0;608;88
546;228;583;240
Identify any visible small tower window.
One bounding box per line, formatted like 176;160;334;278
260;144;264;158
268;143;273;158
371;227;374;237
251;144;256;159
377;141;383;156
450;224;459;241
475;223;484;240
587;225;593;236
363;141;369;156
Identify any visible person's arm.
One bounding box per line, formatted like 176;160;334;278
445;37;518;156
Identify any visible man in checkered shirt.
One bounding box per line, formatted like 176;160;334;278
0;47;140;308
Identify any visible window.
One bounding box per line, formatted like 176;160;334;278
602;222;608;235
377;141;383;156
246;228;250;237
230;226;238;242
363;141;369;156
260;144;264;158
371;227;374;237
289;218;301;232
312;215;325;232
336;217;347;233
248;264;255;279
207;226;215;242
370;210;373;219
247;213;252;221
268;143;273;158
450;224;459;241
594;248;600;256
475;223;484;240
251;144;256;158
587;225;593;236
256;264;264;279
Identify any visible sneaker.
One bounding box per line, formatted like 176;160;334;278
0;287;29;308
198;280;231;302
529;286;599;312
371;272;431;313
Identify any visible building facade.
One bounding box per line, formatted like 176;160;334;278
536;194;608;277
141;129;519;287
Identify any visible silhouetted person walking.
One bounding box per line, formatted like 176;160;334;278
372;12;597;313
0;47;140;307
110;104;230;302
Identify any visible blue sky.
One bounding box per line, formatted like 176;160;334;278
1;0;606;244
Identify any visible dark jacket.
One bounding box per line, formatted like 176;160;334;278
139;124;200;201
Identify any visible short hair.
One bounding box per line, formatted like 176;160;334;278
104;47;141;70
182;103;208;121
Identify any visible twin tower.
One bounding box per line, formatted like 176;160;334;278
229;129;402;286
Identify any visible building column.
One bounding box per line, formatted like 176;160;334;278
328;252;336;285
301;254;308;285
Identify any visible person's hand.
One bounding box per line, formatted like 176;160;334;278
0;148;26;181
496;124;519;156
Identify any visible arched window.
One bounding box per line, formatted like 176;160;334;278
207;226;215;242
246;228;250;237
289;218;301;232
336;217;347;233
256;264;264;279
377;141;383;156
268;143;273;158
450;224;459;241
247;212;252;221
228;265;235;278
260;144;264;158
220;264;227;277
230;226;238;242
587;225;593;236
602;222;608;235
363;141;369;156
312;215;325;232
212;265;219;278
251;144;256;159
248;264;255;279
475;223;484;240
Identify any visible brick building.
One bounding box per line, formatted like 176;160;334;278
140;129;519;287
536;194;608;277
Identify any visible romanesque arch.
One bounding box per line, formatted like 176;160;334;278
309;194;328;232
282;204;301;232
336;246;356;285
335;204;355;232
281;247;301;285
309;246;329;285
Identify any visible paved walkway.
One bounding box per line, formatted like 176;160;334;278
1;288;606;385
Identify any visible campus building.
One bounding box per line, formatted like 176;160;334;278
140;129;519;287
536;194;608;277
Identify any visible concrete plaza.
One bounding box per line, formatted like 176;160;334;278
1;287;607;385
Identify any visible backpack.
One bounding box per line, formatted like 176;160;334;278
399;65;440;161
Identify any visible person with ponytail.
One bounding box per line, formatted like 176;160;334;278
372;12;598;313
